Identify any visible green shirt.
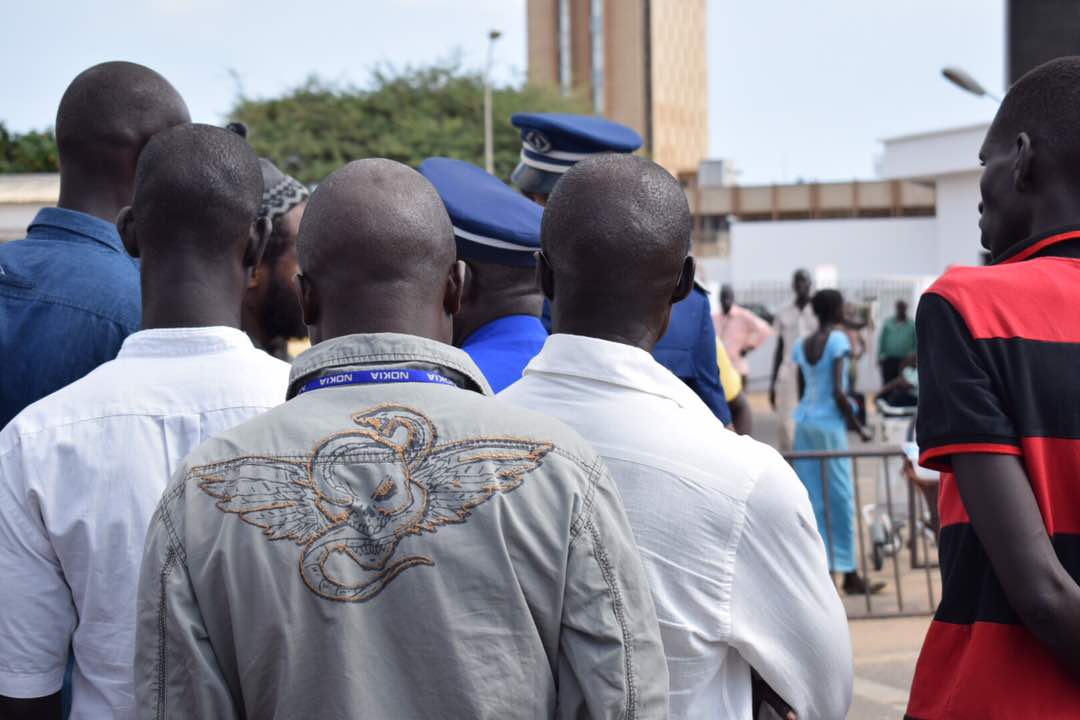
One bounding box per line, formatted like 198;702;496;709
879;317;916;360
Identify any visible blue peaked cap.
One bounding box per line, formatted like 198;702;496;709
510;113;643;195
419;157;543;267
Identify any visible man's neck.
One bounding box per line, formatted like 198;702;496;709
140;267;245;331
457;294;541;345
57;175;133;225
795;297;810;310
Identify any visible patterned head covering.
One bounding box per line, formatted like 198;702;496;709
259;158;309;222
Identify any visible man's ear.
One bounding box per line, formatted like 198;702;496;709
244;216;272;270
536;251;555;301
672;255;695;304
117;207;138;258
297;272;318;327
444;260;466;316
1014;132;1034;193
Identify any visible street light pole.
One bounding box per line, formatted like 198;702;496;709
484;29;503;174
941;66;1002;103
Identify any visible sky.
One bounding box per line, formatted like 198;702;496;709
1;0;1004;184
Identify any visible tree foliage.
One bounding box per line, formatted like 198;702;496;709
0;123;59;173
229;61;590;185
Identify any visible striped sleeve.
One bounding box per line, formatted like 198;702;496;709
915;292;1020;471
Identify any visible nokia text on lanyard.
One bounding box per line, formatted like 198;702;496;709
297;369;456;395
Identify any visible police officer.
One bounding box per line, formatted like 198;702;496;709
510;112;731;424
419;157;547;392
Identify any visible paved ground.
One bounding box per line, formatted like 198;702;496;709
746;394;935;718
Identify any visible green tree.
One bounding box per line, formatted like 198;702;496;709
229;61;590;185
0;122;59;173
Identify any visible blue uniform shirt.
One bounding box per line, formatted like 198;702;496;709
0;207;141;429
652;286;732;425
463;314;548;393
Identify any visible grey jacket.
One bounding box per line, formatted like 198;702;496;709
135;333;668;719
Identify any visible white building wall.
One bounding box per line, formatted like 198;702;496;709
934;171;985;269
728;217;939;284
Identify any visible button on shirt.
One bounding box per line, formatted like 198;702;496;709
500;334;853;720
0;208;141;429
461;314;547;392
0;327;289;719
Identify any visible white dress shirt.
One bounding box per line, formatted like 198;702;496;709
0;327;289;719
500;334;852;720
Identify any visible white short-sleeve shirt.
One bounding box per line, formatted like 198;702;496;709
0;327;289;719
500;334;853;720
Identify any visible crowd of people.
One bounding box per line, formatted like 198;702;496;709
0;54;1079;720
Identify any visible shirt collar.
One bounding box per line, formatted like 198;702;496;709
27;207;126;254
118;326;255;358
462;314;547;347
287;332;492;400
996;224;1080;265
522;333;712;412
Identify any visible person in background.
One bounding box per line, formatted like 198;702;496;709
792;289;883;596
510;112;731;425
0;61;189;429
716;283;771;389
501;154;852;720
718;339;755;435
242;156;309;360
877;299;915;385
0;124;289;718
770;269;816;453
908;57;1080;719
134;158;668;719
419;157;546;392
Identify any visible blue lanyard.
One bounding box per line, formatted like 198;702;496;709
297;368;456;395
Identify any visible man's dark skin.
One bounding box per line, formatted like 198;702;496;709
894;300;908;324
295;159;464;346
452;261;542;347
243;200;308;355
0;63;190;720
769;269;812;410
54;61;190;224
947;78;1080;678
539;153;797;720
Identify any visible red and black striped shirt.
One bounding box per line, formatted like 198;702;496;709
907;228;1080;719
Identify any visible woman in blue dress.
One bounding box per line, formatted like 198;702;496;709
793;289;883;595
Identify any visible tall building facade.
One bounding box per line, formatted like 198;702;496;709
526;0;707;175
1007;0;1080;84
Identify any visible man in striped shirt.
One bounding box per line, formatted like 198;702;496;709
907;57;1080;718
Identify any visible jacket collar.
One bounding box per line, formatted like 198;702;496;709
287;332;492;400
522;333;712;413
997;224;1080;265
28;207;126;254
118;326;254;358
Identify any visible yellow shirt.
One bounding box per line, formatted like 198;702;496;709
716;340;743;401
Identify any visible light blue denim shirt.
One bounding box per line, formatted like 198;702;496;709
0;207;140;429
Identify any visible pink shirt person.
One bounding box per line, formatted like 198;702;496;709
715;285;772;377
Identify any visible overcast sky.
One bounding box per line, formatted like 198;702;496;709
1;0;1003;184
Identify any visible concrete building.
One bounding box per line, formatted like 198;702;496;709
526;0;708;175
0;174;58;241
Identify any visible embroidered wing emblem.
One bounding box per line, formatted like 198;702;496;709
194;405;552;602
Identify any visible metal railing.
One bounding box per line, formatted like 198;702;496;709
783;447;939;619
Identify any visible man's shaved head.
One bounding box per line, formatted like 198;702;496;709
130;123;263;253
540;154;694;349
296;159;462;344
57;61;188;170
118;124;269;331
54;61;189;221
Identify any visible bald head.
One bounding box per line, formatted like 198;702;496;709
55;61;189;220
539;154;694;349
296;159;462;344
119;124;269;330
130;123;263;252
